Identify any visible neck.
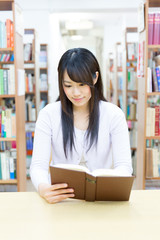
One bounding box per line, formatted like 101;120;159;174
73;103;89;116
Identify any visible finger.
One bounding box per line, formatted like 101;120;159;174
47;193;75;204
54;188;74;195
44;188;74;198
50;183;68;190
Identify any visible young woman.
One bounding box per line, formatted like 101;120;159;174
30;48;132;204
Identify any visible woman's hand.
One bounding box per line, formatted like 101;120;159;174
38;183;75;204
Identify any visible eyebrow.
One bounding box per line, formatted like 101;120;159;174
63;80;72;83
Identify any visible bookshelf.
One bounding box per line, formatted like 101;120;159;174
137;0;160;189
113;42;123;109
0;0;26;191
106;52;114;102
24;28;40;121
122;27;138;176
23;29;39;179
39;43;48;110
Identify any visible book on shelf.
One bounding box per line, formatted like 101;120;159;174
0;53;14;63
146;105;160;137
25;73;35;93
0;150;16;180
146;107;156;137
39;100;47;111
39;50;47;68
0;64;15;95
50;164;134;201
127;69;138;91
148;12;154;45
146;147;160;178
118;75;123;90
0;19;14;49
118;95;123;110
127;43;138;60
148;9;160;45
0;141;16;151
24;43;32;62
0;107;16;138
147;51;160;92
131;150;137;176
25;97;36;122
127;102;137;120
40;73;48;91
26;131;33;156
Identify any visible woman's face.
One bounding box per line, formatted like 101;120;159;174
63;70;91;109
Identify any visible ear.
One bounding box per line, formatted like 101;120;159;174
93;71;99;85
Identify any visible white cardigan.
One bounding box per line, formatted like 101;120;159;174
30;101;133;190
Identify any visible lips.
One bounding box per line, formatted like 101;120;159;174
73;97;83;102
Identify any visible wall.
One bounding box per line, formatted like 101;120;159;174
19;1;139;101
22;10;50;44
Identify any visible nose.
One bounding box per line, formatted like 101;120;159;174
72;86;81;96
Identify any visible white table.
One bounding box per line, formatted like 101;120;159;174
0;190;160;240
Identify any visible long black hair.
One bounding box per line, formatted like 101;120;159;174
57;48;106;158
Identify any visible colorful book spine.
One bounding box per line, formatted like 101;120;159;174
155;106;160;136
10;22;14;49
0;151;16;180
155;66;160;91
6;19;11;48
0;154;2;180
9;157;15;179
148;13;154;45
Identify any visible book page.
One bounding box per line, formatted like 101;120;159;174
92;168;121;177
52;163;91;174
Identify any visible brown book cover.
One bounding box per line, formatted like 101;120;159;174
50;165;134;201
146;148;153;178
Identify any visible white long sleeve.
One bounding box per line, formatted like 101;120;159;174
30;101;133;191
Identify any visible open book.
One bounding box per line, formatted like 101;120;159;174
50;164;134;201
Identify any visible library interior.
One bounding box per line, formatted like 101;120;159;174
0;0;160;239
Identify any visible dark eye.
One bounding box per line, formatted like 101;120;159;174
79;83;85;86
64;85;71;88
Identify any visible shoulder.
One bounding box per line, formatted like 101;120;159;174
99;101;124;119
37;101;61;122
99;101;128;133
39;101;61;115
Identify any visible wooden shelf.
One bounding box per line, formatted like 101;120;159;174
0;138;16;142
40;91;48;93
0;180;17;184
147;92;160;96
148;45;160;49
25;92;35;95
127;119;137;122
127;59;137;62
146;177;160;180
0;48;13;52
24;61;35;64
25;121;36;123
40;67;47;70
0;1;13;11
127;90;138;93
0;61;14;64
127;67;137;70
145;136;160;140
0;94;15;98
24;68;34;70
